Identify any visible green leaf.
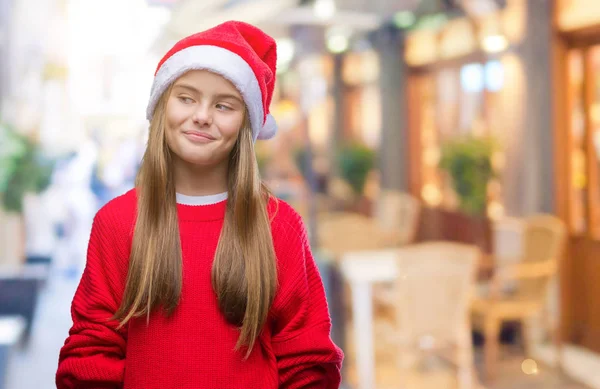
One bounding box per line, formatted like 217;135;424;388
0;123;55;213
337;143;375;195
439;135;498;215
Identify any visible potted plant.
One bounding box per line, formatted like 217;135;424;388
434;135;498;253
0;122;55;265
336;143;375;214
439;135;497;216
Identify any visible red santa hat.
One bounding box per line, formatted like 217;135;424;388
146;21;278;141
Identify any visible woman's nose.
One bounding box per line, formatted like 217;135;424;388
192;104;213;126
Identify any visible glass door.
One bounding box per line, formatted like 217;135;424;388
586;46;600;238
567;49;588;234
566;44;600;238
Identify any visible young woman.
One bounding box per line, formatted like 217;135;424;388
56;21;343;389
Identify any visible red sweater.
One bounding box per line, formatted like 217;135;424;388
56;189;343;388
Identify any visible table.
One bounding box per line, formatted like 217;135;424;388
340;249;398;389
340;248;493;389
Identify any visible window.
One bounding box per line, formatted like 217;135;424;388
413;59;507;217
567;45;600;237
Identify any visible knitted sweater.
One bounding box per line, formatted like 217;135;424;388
56;189;343;388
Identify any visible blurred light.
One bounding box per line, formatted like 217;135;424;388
460;63;484;93
314;0;336;20
482;34;508;53
422;184;442;206
488;201;505;220
423;148;440;166
393;11;415;29
326;26;351;54
276;38;295;74
591;103;600;123
327;35;349;54
485;60;504;92
521;359;539;375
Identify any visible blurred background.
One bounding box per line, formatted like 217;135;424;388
1;0;600;388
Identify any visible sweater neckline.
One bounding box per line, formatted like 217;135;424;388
175;192;228;221
176;192;228;206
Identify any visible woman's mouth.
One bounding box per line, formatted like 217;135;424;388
183;131;215;143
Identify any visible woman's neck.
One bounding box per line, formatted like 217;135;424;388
172;157;229;196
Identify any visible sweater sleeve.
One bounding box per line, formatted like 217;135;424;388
271;204;344;389
56;206;130;389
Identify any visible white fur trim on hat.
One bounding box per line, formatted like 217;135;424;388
257;113;277;140
146;45;273;142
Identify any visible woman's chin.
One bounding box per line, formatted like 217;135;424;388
182;157;213;167
178;153;221;168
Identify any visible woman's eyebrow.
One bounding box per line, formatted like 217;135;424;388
215;93;244;105
173;85;243;105
173;83;200;94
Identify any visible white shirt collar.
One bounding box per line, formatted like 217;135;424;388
176;192;228;206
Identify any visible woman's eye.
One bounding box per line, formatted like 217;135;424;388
216;104;232;111
179;97;194;104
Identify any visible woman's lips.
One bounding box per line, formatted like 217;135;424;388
183;131;215;143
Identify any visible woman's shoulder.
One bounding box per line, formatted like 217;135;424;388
93;188;137;237
86;190;135;279
267;196;310;259
267;196;305;235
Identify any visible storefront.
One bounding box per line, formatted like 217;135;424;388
403;1;527;251
554;0;600;354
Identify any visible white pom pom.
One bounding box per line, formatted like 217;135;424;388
256;114;277;141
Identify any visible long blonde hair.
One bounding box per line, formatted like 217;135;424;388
113;85;278;357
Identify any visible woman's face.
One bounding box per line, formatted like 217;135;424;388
164;69;245;169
